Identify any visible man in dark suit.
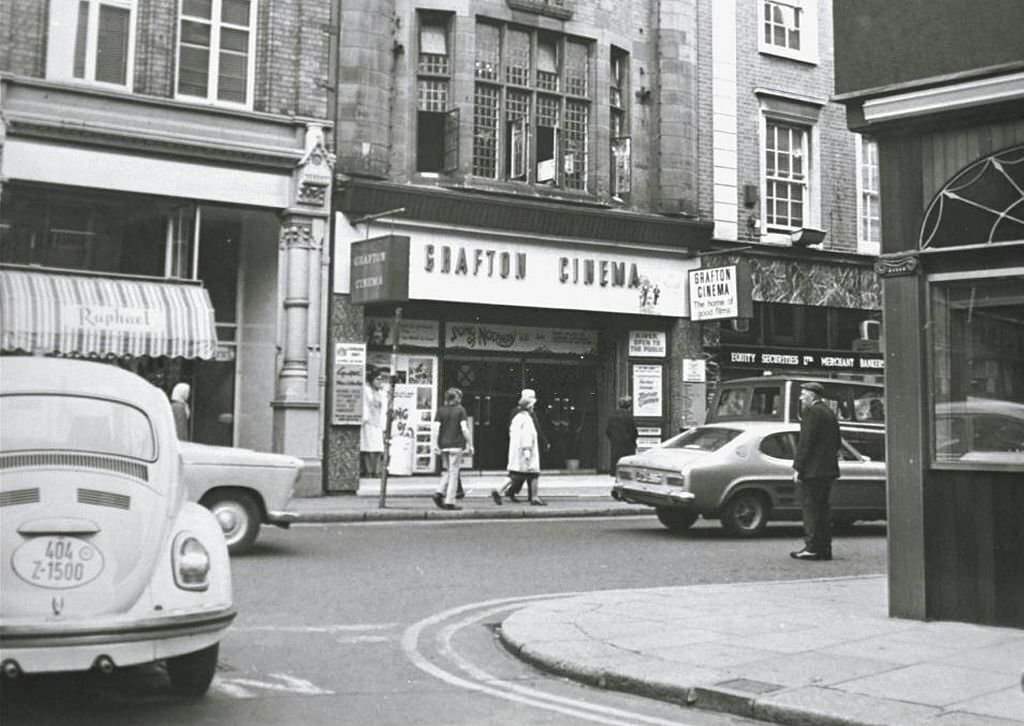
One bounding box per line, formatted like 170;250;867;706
791;382;841;561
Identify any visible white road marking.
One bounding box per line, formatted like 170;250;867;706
231;623;398;633
401;594;695;726
212;673;334;699
334;635;392;644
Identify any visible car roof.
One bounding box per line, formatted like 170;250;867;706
687;421;801;434
0;357;163;406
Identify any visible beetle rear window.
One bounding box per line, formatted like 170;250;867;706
0;394;156;461
661;427;742;452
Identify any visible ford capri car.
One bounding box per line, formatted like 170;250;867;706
181;442;301;555
0;358;235;696
611;422;886;536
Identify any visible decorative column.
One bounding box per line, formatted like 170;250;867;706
272;123;334;496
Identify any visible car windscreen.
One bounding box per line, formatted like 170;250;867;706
660;427;742;452
0;394;157;461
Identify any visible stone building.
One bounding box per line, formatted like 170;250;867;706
0;0;333;494
327;0;882;490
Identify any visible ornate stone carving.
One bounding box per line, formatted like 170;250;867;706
294;124;335;208
280;222;315;249
506;0;574;19
874;252;919;278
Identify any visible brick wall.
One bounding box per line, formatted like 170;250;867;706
0;0;47;77
732;0;858;251
337;0;701;215
0;0;330;121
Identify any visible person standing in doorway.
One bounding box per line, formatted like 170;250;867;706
791;382;841;561
431;388;472;510
361;367;389;477
170;383;191;441
605;396;638;477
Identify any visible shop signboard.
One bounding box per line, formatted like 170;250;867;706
636;426;663;453
446;322;597;355
350;235;410;304
368;352;438;474
632;364;663;417
688;261;753;321
365;316;440;347
332;343;366;425
682;358;706;382
718;346;885;372
628;330;666;357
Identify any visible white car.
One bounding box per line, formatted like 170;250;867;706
181;442;301;555
0;358;235;696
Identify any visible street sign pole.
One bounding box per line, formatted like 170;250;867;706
378;306;402;508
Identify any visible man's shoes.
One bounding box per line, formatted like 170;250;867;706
490;489;503;506
442;503;461;511
790;548;830;561
529;497;547;506
431;492;444;509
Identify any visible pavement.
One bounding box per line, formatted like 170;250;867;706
500;576;1024;726
290;471;648;522
292;475;1024;726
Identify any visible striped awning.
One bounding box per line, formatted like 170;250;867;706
0;268;218;359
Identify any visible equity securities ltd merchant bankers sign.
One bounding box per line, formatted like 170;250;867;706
348;231;698;316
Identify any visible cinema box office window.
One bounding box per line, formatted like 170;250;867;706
930;271;1024;470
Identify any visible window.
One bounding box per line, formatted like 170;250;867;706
661;427;742;452
930;272;1024;470
764;121;808;233
857;135;881;254
610;47;630;198
473;21;591;190
176;0;255;106
843;431;886;462
760;432;796;459
46;0;136;89
416;13;459;173
759;0;818;63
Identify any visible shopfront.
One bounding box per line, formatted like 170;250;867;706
329;221;700;487
0;77;333;493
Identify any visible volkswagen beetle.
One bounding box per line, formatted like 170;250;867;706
0;358;235;696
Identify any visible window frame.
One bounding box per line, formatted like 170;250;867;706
46;0;137;91
856;134;881;255
758;110;819;245
758;0;819;65
174;0;258;109
927;268;1024;473
471;21;592;191
610;46;631;198
415;12;458;175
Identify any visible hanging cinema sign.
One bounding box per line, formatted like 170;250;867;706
350;235;410;304
688;261;753;321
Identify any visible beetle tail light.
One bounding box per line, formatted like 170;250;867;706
172;534;211;591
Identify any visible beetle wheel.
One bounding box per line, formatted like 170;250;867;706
167;643;219;698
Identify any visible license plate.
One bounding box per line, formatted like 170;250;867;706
635;471;663;484
12;536;105;590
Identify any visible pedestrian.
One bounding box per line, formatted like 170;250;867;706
791;381;841;561
491;389;546;506
605;396;638;477
170;382;191;441
360;367;389;477
431;387;473;511
492;392;550;503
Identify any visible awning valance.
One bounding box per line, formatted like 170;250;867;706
1;268;219;359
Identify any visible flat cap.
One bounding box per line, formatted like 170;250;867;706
800;382;826;395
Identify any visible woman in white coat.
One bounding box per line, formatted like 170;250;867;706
506;390;546;506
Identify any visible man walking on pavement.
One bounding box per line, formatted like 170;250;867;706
791;381;841;561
